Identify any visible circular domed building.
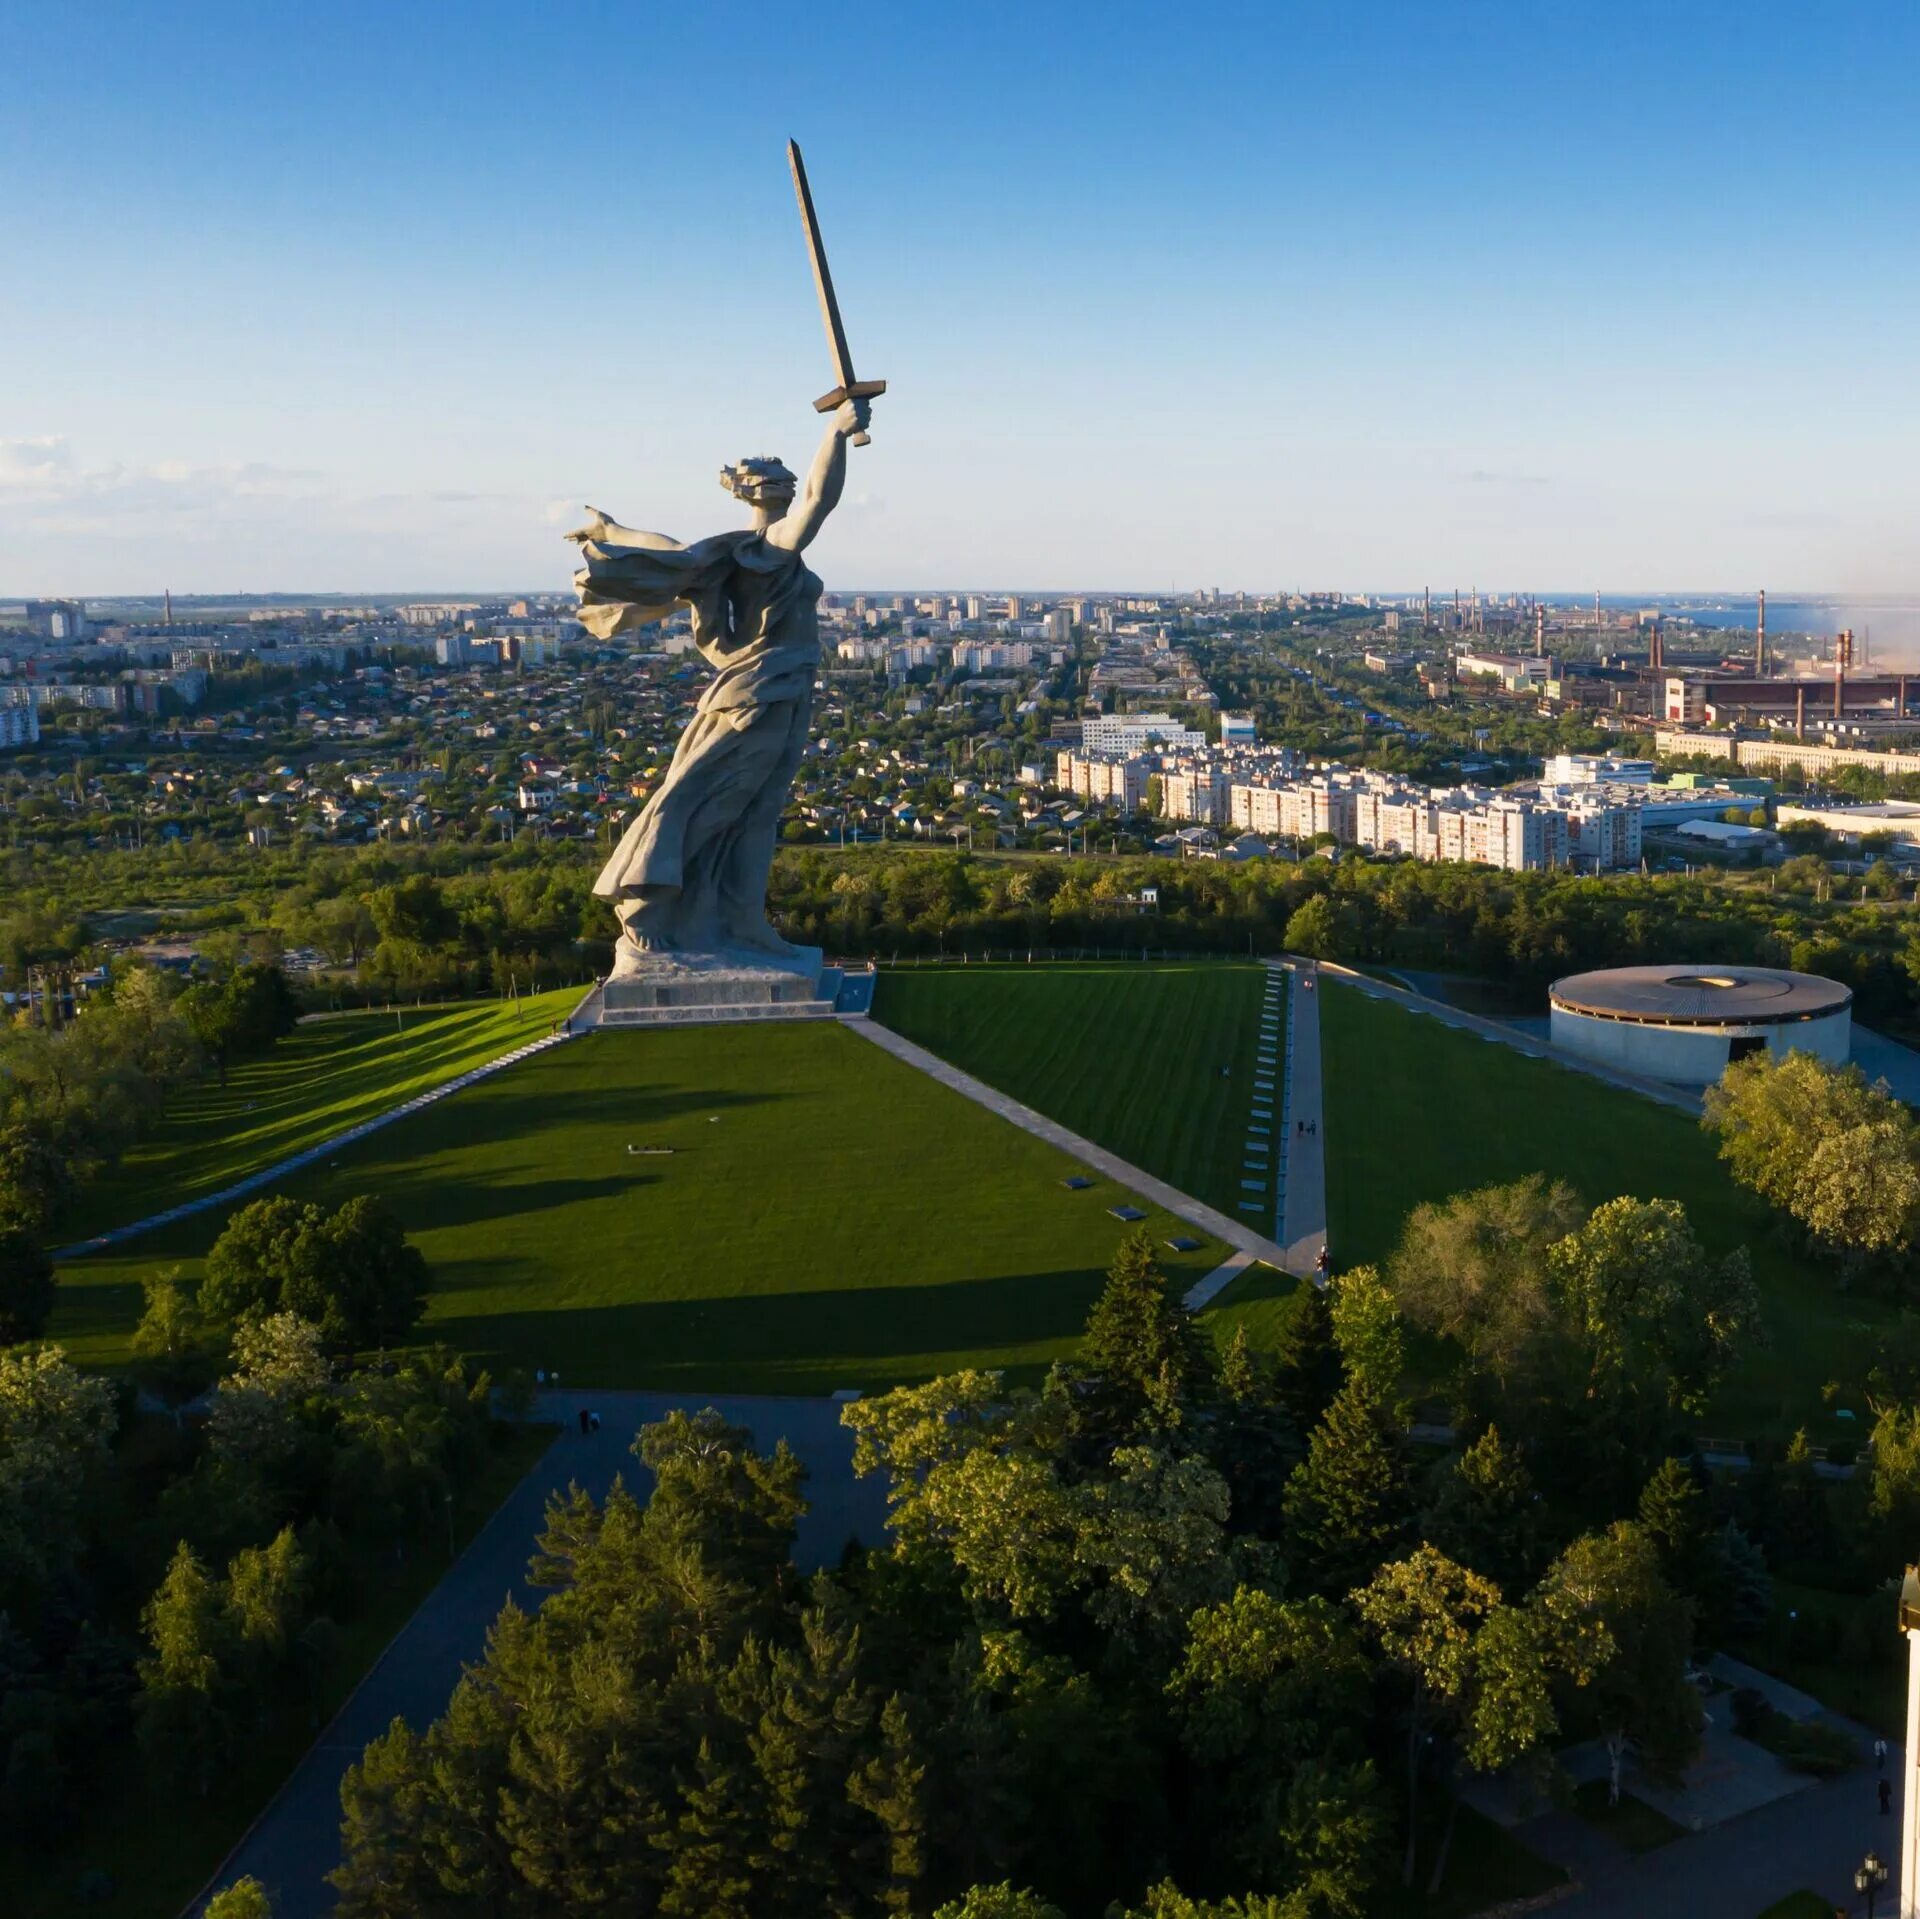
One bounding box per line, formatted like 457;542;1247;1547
1547;964;1851;1088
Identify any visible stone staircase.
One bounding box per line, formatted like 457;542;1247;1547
583;964;874;1030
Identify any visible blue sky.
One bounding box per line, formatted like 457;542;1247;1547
4;1;1917;595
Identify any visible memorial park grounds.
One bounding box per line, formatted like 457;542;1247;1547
27;959;1902;1917
50;960;1885;1445
50;1019;1229;1392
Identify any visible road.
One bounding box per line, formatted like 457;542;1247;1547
196;1390;889;1919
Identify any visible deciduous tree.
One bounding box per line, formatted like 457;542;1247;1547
1703;1050;1920;1264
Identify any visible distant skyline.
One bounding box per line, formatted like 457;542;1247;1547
6;2;1920;596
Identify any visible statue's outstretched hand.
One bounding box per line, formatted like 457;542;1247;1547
834;396;873;439
565;505;615;547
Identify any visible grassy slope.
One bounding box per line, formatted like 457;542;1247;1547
52;1022;1222;1393
9;1421;559;1919
1318;980;1888;1440
68;989;581;1238
873;962;1272;1218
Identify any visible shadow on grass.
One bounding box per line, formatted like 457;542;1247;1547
423;1264;1113;1389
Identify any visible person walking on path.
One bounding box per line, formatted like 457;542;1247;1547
1875;1736;1888;1771
1879;1776;1893;1815
578;1407;591;1437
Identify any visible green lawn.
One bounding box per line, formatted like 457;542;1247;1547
1318;980;1888;1442
1571;1779;1686;1854
874;961;1275;1218
65;989;581;1240
1735;1580;1907;1735
52;1022;1224;1393
1377;1800;1567;1919
1197;1260;1301;1349
9;1421;559;1919
1757;1894;1840;1919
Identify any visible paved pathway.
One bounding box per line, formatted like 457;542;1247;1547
1272;962;1328;1277
1183;1248;1255;1311
845;1018;1289;1268
58;1030;577;1258
194;1391;888;1919
1544;1758;1894;1917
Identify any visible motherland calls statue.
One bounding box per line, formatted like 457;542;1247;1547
567;400;871;987
568;142;884;1010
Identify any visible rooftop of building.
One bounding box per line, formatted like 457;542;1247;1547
1549;964;1850;1026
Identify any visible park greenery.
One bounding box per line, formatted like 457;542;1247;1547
0;1309;531;1915
327;1230;1793;1916
1702;1049;1920;1270
49;1020;1228;1392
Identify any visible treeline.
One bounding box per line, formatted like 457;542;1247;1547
768;848;1920;1024
0;1321;507;1871
13;833;1920;1028
2;840;611;1006
0;963;297;1291
324;1208;1880;1918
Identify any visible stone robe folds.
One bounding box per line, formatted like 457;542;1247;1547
576;528;821;953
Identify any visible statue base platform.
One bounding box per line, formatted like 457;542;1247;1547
598;940;827;1017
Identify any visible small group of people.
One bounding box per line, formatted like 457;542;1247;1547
1295;1117;1318;1137
577;1407;601;1436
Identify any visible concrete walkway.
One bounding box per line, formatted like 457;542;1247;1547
192;1390;889;1919
1545;1756;1894;1917
1182;1248;1256;1311
845;1018;1289;1268
1272;962;1328;1277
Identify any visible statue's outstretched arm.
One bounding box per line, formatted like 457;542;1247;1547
767;397;871;552
565;506;682;552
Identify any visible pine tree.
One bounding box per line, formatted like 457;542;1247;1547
331;1719;452;1919
204;1879;274;1919
1424;1424;1539;1589
1268;1280;1342;1433
136;1541;235;1795
849;1695;928;1915
226;1525;308;1676
659;1737;758;1919
1281;1381;1409;1595
1209;1327;1300;1539
1079;1230;1215;1438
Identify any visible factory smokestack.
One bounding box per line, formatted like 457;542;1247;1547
1755;589;1766;678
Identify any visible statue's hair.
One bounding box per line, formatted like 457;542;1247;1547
719;456;797;498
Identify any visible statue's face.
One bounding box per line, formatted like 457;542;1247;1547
746;478;796;517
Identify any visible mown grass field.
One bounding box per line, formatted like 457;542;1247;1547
66;989;580;1240
1318;980;1888;1441
873;961;1273;1217
52;1022;1223;1393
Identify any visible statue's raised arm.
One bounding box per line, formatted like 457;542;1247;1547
767;395;872;552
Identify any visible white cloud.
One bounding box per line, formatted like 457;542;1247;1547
0;436;79;487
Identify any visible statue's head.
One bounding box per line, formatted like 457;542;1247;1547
720;456;797;513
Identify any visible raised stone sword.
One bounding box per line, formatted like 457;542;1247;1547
788;139;885;446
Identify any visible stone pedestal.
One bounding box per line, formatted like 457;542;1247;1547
599;940;825;1014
